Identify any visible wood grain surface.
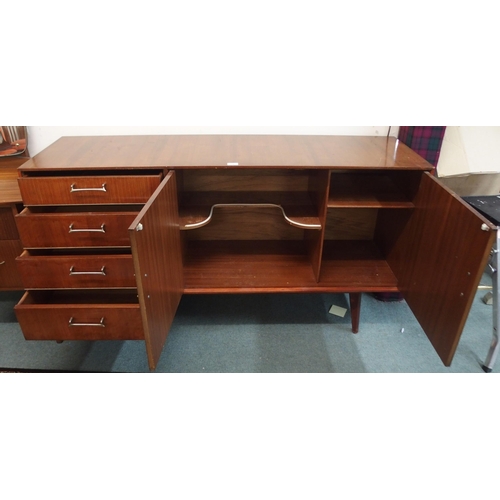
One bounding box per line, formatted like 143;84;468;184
20;135;434;171
130;171;184;370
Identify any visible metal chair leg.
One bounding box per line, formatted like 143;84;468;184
482;232;500;372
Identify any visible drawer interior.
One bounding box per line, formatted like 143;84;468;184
18;290;140;305
18;205;141;215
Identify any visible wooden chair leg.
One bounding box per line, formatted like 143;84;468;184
349;293;361;334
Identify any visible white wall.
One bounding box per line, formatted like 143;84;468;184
27;126;398;156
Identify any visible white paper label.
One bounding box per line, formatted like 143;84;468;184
329;305;347;318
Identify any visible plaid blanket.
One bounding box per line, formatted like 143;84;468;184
398;126;446;171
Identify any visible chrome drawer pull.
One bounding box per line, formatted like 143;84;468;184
69;266;106;276
70;183;107;193
0;261;5;265
69;317;105;328
69;223;106;233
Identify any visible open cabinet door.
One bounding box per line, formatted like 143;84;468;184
129;171;183;370
388;172;496;366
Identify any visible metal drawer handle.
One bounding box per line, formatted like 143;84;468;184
70;183;107;193
68;317;105;328
69;266;106;276
69;223;106;233
0;261;5;265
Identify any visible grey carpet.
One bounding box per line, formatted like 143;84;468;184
0;276;497;372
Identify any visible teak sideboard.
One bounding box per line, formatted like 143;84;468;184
11;135;496;370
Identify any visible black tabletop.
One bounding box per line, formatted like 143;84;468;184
463;195;500;226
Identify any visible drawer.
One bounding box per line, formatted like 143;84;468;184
0;206;19;240
15;291;144;341
16;251;136;289
16;207;138;248
18;173;162;206
0;240;24;289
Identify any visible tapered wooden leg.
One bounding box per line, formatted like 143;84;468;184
349;293;361;334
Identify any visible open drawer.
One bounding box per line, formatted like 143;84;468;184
18;172;162;205
16;250;136;289
15;290;144;341
16;207;139;248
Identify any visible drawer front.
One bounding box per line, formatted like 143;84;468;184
16;210;138;248
0;206;19;240
0;240;24;289
15;294;144;341
17;252;136;289
18;174;162;206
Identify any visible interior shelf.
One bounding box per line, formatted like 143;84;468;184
182;240;399;293
183;240;318;292
319;241;399;291
328;173;414;208
179;191;321;230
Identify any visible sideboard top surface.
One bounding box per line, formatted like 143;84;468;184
19;135;433;172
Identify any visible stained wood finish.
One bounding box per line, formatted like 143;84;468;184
179;167;328;283
328;172;415;208
324;208;379;241
0;181;22;205
0;161;26;290
179;169;322;230
181;168;312;191
306;169;330;282
19;135;432;171
15;291;143;341
349;293;361;333
13;135;496;369
18;174;162;205
182;206;309;241
179;192;321;230
0;161;24;205
320;241;399;291
16;208;138;248
16;251;135;289
387;173;496;366
0;207;19;239
130;171;183;370
0;240;24;289
183;240;399;293
183;241;318;292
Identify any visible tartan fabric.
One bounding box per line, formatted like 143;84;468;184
373;126;446;302
398;126;447;170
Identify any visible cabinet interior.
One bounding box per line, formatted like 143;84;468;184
177;168;423;292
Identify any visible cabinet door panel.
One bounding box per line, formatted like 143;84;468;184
129;171;183;370
388;173;495;366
